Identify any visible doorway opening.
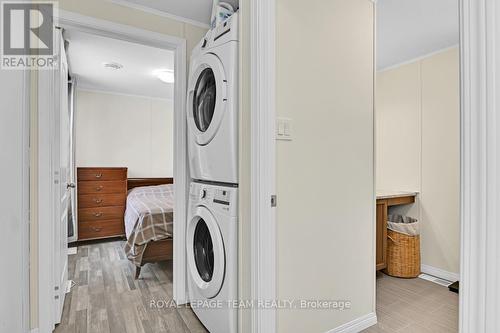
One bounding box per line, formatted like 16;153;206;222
36;11;190;332
372;1;460;331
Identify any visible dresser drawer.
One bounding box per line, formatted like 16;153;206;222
78;206;125;222
77;168;127;181
78;219;124;240
78;193;126;208
78;180;126;194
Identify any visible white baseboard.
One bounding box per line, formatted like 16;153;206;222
325;312;377;333
30;328;39;333
421;264;460;282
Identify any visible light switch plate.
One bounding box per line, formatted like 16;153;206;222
276;117;293;141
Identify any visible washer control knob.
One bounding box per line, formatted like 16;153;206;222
200;189;207;199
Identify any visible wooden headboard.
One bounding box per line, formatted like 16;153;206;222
127;178;174;190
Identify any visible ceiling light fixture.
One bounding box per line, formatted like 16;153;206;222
153;69;175;83
103;62;123;70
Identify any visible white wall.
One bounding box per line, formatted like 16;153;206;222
376;47;460;276
75;89;173;177
0;70;28;332
276;0;375;332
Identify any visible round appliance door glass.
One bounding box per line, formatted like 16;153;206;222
193;218;214;282
187;206;225;299
193;68;216;132
187;53;227;145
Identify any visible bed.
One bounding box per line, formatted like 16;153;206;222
124;178;174;279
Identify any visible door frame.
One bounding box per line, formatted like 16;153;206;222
249;0;277;332
12;69;30;333
459;0;500;331
37;44;59;332
37;9;188;330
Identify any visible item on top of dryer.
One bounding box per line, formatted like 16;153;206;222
187;12;239;185
211;0;239;29
210;0;219;29
216;2;234;26
187;181;238;333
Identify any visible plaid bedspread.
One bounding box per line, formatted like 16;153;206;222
123;184;174;266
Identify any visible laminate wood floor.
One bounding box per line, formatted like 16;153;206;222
363;272;459;333
55;240;208;333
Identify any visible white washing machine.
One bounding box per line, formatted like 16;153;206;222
186;181;238;333
187;12;239;185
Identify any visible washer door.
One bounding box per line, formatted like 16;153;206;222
187;53;227;146
187;206;225;299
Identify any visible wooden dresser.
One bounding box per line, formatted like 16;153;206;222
77;167;127;240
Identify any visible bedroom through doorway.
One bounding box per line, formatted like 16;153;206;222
42;13;196;331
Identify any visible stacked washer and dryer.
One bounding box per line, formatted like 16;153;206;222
186;12;239;333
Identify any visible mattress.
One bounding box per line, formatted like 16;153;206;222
123;184;174;266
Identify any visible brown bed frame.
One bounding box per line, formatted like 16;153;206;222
128;178;174;279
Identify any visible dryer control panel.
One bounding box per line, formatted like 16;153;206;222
190;182;238;217
213;188;231;205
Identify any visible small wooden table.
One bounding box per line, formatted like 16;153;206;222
376;191;417;271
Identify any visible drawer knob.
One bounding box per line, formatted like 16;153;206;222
94;198;103;204
95;173;103;179
94;212;103;217
91;227;102;232
96;186;103;191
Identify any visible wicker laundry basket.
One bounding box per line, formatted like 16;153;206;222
384;229;421;278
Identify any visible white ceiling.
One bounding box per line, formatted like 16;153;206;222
110;0;240;27
64;29;175;99
377;0;459;70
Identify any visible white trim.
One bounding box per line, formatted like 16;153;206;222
250;0;276;332
108;0;210;29
371;0;378;315
459;0;500;332
21;69;30;333
377;44;459;72
76;87;173;102
21;69;31;333
41;9;188;315
67;78;78;244
421;264;460;282
30;329;40;333
172;30;189;305
38;53;57;333
460;0;500;332
325;312;378;333
55;9;185;48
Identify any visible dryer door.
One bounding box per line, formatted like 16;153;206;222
187;206;225;299
187;53;228;146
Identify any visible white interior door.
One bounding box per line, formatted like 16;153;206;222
53;28;69;324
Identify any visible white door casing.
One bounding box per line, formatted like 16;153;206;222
54;28;70;323
250;0;277;332
459;0;500;332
